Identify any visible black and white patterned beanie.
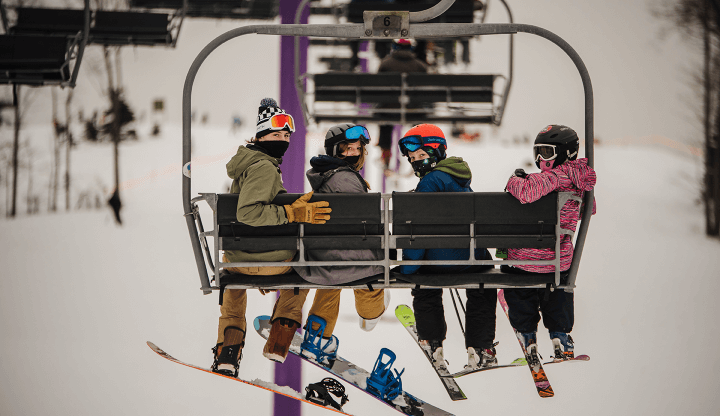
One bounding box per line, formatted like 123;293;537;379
256;97;289;139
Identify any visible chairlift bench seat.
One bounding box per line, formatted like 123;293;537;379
11;8;87;36
130;0;279;20
191;192;579;292
0;35;72;84
310;72;498;124
91;11;171;46
346;0;476;24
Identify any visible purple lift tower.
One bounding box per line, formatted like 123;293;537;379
276;1;308;416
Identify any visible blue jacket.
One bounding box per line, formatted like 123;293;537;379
399;157;492;274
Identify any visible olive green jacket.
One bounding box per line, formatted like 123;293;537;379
224;145;294;263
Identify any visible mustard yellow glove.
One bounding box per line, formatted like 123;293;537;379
284;191;332;224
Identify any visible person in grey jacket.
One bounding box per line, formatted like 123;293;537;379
290;124;391;362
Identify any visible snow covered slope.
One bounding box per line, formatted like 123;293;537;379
1;124;719;416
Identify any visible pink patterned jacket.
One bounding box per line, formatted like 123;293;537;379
505;158;597;273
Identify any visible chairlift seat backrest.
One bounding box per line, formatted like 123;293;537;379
347;0;474;24
12;8;86;36
0;35;67;67
93;11;169;34
392;192;557;250
130;0;278;20
217;193;383;252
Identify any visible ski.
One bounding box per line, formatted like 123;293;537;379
254;316;454;416
497;290;555;398
442;358;527;378
146;341;352;415
513;355;591;366
394;304;467;401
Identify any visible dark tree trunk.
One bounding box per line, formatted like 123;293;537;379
65;90;74;211
10;85;20;218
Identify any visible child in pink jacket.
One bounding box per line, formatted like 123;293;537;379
502;125;596;362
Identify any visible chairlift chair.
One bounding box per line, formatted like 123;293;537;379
180;0;595;296
295;0;514;126
129;0;279;20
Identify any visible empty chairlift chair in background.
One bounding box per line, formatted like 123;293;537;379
0;35;78;85
129;0;279;20
307;72;498;124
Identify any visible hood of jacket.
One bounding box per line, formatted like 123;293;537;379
307;155;353;190
555;158;596;192
226;144;280;179
433;156;472;187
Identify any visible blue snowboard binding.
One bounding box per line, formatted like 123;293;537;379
300;315;339;365
366;348;405;402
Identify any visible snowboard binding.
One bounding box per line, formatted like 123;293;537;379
305;377;349;411
300;315;339;364
366;348;405;402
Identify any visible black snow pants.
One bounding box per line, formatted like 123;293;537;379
412;286;497;350
501;267;574;334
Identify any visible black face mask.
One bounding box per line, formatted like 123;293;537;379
256;140;289;158
410;157;437;178
341;155;360;167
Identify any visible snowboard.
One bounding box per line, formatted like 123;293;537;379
146;341;352;415
254;316;454;416
394;304;467;401
497;290;555;398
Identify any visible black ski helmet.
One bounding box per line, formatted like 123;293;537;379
533;125;580;169
324;123;369;157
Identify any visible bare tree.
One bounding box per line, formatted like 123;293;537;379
655;0;720;237
65;89;74;211
49;87;61;212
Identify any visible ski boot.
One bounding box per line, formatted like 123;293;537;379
300;315;339;365
466;342;499;369
366;348;405;402
211;327;245;377
359;290;391;332
520;332;542;367
549;332;574;361
263;318;300;363
419;339;444;365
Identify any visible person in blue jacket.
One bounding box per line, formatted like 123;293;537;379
398;124;498;370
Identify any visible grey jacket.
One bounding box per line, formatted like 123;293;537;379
294;156;384;284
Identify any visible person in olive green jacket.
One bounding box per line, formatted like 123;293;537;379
212;98;331;378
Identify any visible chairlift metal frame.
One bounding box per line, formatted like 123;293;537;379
181;0;594;295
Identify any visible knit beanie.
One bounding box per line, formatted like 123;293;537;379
256;97;292;139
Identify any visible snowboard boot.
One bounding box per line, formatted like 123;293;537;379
263;317;300;363
359;290;391;332
211;327;245;377
419;339;444;365
466;343;499;369
550;332;574;361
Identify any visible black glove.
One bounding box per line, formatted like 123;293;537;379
513;168;528;178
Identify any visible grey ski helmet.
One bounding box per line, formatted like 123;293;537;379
324;123;370;157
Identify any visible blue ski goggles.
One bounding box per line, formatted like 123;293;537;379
398;135;447;156
343;125;370;144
